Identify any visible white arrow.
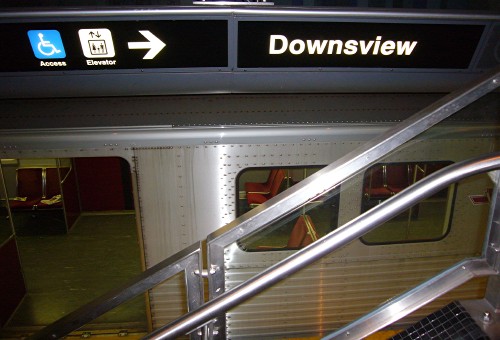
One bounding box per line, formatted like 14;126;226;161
128;30;166;60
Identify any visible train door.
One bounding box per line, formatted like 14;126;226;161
0;156;148;337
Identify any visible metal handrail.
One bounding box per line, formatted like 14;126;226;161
146;153;500;339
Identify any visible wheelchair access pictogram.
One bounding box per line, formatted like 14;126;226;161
27;30;66;59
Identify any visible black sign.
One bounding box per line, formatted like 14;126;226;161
1;20;228;72
238;21;485;69
1;19;487;72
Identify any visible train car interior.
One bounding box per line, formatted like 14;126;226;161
0;157;146;336
0;1;499;340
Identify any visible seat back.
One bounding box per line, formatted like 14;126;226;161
265;169;279;186
268;169;286;198
369;165;387;189
287;215;318;248
245;168;280;194
386;164;411;193
45;168;62;198
364;165;391;199
16;168;43;199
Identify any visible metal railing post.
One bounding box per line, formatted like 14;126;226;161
484;170;500;310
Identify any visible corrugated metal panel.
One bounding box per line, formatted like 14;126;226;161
224;255;487;339
148;274;188;330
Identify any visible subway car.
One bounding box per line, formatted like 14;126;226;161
0;2;499;339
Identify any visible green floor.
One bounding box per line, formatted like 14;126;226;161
1;213;147;337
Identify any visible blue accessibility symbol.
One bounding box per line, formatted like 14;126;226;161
28;30;66;59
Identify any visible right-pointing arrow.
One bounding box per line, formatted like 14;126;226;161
128;30;166;60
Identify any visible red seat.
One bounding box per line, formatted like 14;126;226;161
247;169;286;207
37;168;63;209
364;165;392;199
365;164;413;199
45;168;61;198
9;197;41;210
386;164;411;194
9;167;65;210
257;214;319;250
245;169;279;194
9;168;43;210
287;214;318;248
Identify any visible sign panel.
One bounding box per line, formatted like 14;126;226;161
238;21;485;69
0;19;488;72
0;20;228;72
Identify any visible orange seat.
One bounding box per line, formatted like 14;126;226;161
257;214;319;250
247;169;286;207
245;169;279;194
287;215;318;248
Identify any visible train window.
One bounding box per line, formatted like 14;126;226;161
237;167;339;251
361;161;455;245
